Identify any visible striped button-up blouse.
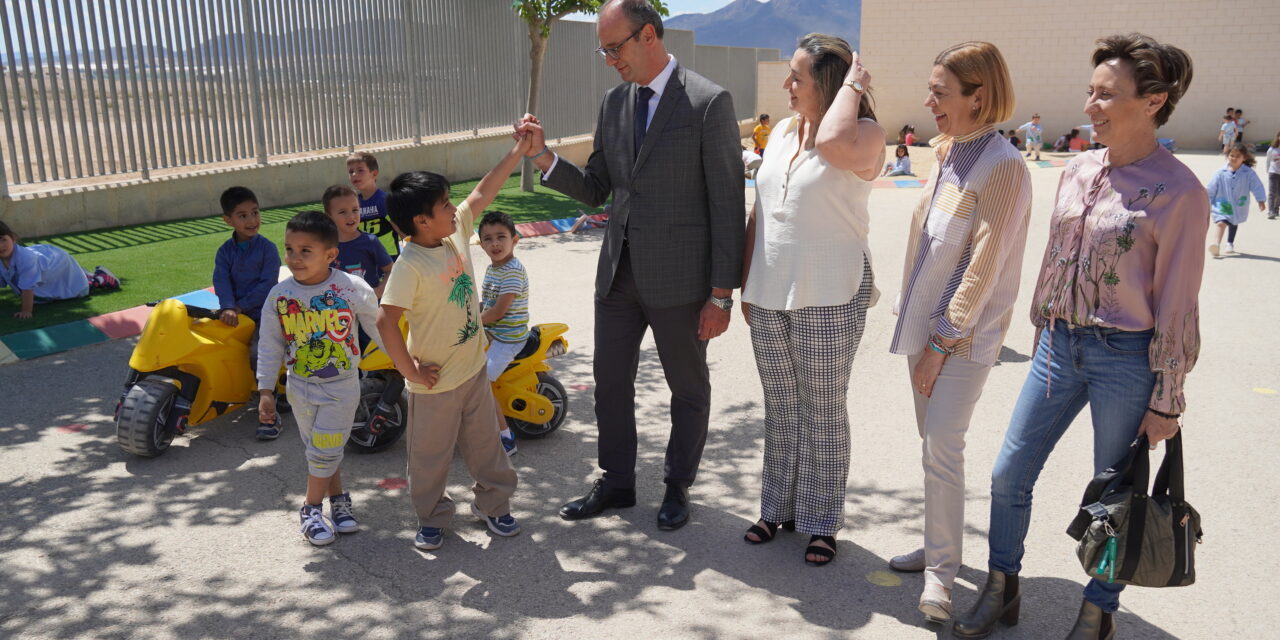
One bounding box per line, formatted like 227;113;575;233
890;126;1033;365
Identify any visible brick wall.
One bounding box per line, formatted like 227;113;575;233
859;0;1280;150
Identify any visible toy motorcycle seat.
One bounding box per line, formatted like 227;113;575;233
513;326;542;361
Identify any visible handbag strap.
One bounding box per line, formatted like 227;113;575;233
1066;437;1145;540
1152;431;1185;502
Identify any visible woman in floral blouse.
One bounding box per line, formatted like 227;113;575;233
953;34;1206;640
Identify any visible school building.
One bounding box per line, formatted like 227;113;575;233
849;0;1280;151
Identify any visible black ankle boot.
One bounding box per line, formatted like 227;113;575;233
1064;599;1114;640
952;570;1019;639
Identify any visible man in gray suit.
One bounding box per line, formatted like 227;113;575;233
518;0;743;530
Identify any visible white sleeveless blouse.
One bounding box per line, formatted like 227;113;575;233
742;116;879;311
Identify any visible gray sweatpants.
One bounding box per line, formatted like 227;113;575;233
287;375;361;478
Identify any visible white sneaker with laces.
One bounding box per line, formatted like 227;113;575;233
1225;242;1236;254
889;547;926;572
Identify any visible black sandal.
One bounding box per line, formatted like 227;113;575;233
805;535;837;566
743;519;795;545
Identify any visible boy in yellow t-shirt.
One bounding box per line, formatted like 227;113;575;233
752;113;771;155
376;134;530;552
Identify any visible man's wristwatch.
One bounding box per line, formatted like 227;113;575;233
709;295;734;312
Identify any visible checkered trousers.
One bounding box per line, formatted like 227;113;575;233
749;257;874;536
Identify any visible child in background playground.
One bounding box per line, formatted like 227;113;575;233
1267;132;1280;220
752;114;772;155
882;144;914;176
1219;115;1238;154
347;152;398;258
0;220;120;319
213;186;280;330
1206;142;1266;257
323;185;393;298
1015;114;1043;160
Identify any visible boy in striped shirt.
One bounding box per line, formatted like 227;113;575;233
478;211;530;456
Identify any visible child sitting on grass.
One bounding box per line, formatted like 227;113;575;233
0;220;120;320
376;135;529;552
323;185;393;297
478;210;530;456
257;211;384;546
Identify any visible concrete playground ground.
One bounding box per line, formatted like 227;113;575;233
2;149;1276;639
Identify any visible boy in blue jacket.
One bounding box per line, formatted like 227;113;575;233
213;186;283;437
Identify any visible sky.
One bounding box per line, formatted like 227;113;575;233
565;0;748;22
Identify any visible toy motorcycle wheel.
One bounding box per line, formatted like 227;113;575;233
116;379;178;457
348;376;406;453
506;372;568;439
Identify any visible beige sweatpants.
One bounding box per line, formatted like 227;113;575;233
907;351;992;589
406;368;518;528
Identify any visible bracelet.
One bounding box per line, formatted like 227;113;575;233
928;336;954;355
530;146;551;160
1147;408;1181;420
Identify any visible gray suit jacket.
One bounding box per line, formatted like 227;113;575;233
543;64;745;308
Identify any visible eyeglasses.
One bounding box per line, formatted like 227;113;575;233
595;26;644;60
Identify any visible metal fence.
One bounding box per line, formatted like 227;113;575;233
0;0;776;193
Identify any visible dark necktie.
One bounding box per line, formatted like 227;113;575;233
634;86;655;158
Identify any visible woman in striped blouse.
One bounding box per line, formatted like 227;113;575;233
885;41;1032;624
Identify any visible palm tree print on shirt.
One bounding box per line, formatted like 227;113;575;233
448;271;480;346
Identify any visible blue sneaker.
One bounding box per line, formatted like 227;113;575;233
501;432;518;456
414;526;444;550
256;416;281;440
329;492;358;534
299;504;335;546
471;503;521;537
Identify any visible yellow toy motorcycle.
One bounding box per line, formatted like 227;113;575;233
115;299;263;457
348;322;572;451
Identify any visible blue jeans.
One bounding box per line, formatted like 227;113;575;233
988;323;1155;613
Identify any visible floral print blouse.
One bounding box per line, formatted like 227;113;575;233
1031;146;1209;414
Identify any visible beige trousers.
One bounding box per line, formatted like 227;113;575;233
907;352;992;589
406;368;518;528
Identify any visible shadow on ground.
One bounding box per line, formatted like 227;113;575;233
0;259;1179;639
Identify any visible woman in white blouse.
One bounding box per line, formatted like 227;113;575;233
739;33;884;567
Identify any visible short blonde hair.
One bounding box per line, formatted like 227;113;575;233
933;42;1014;125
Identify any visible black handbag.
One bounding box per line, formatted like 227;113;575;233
1066;432;1202;587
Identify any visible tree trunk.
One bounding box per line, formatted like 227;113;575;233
520;24;549;193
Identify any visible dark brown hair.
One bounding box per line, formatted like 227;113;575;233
1091;34;1193;128
345;151;379;173
321;184;359;212
796;33;876;121
0;220;17;242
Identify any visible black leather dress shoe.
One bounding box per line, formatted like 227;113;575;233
560;479;636;520
657;484;689;530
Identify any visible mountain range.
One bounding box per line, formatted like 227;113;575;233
666;0;860;55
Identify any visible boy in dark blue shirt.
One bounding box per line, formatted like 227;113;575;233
213;186;280;326
346;152;398;258
323;185;392;297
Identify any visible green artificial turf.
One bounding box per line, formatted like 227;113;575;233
0;176;589;336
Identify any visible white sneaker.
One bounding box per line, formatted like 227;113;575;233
889;547;926;572
1225;242;1236;254
1209;243;1220;257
